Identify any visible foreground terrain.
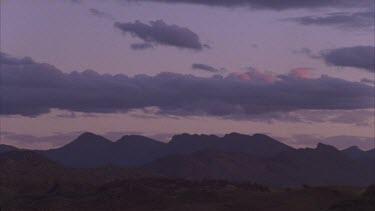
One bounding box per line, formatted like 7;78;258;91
1;132;374;210
2;179;375;211
0;150;374;211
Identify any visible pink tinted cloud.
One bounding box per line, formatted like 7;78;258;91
227;70;277;83
288;68;313;78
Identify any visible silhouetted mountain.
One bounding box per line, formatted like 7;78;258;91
112;135;166;166
42;133;167;167
41;132;114;167
167;133;293;157
41;132;294;168
168;133;220;154
143;150;292;186
145;144;375;186
367;149;375;159
0;144;18;154
64;132;113;148
5;132;374;186
0;150;156;192
342;146;366;160
270;144;374;186
220;133;294;157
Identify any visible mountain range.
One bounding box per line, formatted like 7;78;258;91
1;132;374;187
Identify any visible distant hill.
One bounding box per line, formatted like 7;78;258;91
342;146;366;160
143;150;290;186
168;133;294;157
144;143;375;186
367;148;375;159
0;144;18;154
0;150;157;192
41;132;166;167
2;132;374;187
40;132;293;168
271;143;375;186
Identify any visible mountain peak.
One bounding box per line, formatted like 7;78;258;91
252;133;270;138
77;132;100;139
343;146;363;152
0;144;18;153
342;146;367;160
316;143;338;152
116;135;162;145
169;133;192;143
225;132;243;136
170;133;218;143
223;133;275;142
66;132;112;147
223;132;246;139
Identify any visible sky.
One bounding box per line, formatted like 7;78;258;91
0;0;374;150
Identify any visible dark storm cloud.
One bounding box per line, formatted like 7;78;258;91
0;52;35;65
130;43;154;50
114;20;206;50
89;8;114;20
128;0;372;10
286;10;375;29
192;63;222;73
1;53;374;118
321;46;375;72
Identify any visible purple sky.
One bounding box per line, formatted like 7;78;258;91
0;0;374;150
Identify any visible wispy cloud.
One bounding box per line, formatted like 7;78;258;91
127;0;372;10
192;63;225;73
285;10;374;30
130;43;154;50
89;8;115;20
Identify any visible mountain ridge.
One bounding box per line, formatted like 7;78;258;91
39;132;296;168
1;132;374;186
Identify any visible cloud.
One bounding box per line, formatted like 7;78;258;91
0;131;83;150
128;0;372;10
227;70;277;83
64;0;82;4
130;42;154;50
292;48;321;59
288;68;313;79
361;78;375;85
114;20;206;50
192;63;223;73
89;8;114;20
243;66;257;71
320;46;375;72
1;53;374;120
0;52;35;65
285;109;374;126
286;10;374;30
